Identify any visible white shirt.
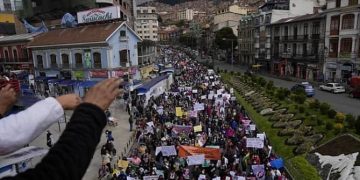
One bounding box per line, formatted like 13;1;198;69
0;97;63;155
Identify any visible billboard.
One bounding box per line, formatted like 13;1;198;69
77;6;120;24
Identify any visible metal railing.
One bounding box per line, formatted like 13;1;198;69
0;58;32;63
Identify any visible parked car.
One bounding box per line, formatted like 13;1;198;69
291;82;315;97
319;83;346;93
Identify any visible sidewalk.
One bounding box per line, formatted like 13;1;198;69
28;99;133;180
198;57;323;87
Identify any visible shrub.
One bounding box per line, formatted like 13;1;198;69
266;81;274;90
326;121;334;130
317;118;324;126
305;112;310;116
295;94;306;104
299;106;305;113
335;112;345;123
355;116;360;134
230;71;234;75
224;69;228;73
294;104;299;109
309;99;320;109
237;72;242;76
258;77;267;87
276;89;286;100
216;67;220;73
345;114;356;127
327;109;337;119
334;123;344;134
320;103;330;115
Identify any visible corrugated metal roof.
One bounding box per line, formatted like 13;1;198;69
0;32;42;44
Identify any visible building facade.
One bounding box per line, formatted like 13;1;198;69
238;15;256;66
213;11;243;35
28;22;141;82
177;8;194;21
254;0;326;72
0;32;41;72
323;0;360;82
135;6;158;41
0;0;22;12
271;13;326;81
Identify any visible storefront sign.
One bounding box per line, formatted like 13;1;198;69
90;70;108;78
326;63;337;69
73;71;85;79
77;6;120;24
111;70;125;77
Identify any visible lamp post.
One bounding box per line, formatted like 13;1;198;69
222;38;235;71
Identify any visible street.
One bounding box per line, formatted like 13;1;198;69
205;59;360;116
29;99;133;180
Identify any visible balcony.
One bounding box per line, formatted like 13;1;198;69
0;58;32;64
274;36;280;42
311;34;320;40
328;52;338;58
330;29;339;36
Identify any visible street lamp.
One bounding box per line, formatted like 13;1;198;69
222;38;235;71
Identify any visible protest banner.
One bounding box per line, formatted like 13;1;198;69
117;160;129;169
194;125;202;132
241;120;251;127
192;89;198;93
246;138;264;149
257;133;266;141
176;107;183;117
185;86;192;91
189;111;198;118
143;175;159;180
194;103;205;111
187;154;205;165
250;124;256;131
252;164;265;180
155;146;177;156
208;94;214;100
178;145;221;160
172;125;193;134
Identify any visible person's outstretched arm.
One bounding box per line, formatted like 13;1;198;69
2;78;121;180
0;95;80;155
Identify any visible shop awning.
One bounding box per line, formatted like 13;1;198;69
58;80;79;86
14;95;41;108
136;75;168;93
78;81;98;88
160;68;175;74
252;64;262;68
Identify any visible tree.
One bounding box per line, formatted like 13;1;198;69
179;34;197;48
214;27;238;51
176;20;185;27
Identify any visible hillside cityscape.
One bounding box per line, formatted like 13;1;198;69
0;0;360;179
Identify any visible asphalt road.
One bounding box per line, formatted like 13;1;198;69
203;59;360;116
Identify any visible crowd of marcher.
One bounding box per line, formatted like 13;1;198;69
102;47;289;180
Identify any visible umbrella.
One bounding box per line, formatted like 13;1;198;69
270;158;284;169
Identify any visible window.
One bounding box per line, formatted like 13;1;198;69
93;52;101;69
22;49;28;59
340;38;352;53
120;30;126;37
50;54;57;68
120;49;129;67
13;49;17;61
61;54;70;68
336;0;341;7
4;50;9;60
329;38;339;57
312;22;320;34
349;0;358;6
36;55;43;69
330;16;340;35
153;25;157;28
304;23;308;35
75;53;83;68
3;0;12;11
342;14;355;29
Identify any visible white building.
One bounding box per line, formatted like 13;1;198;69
213;12;243;35
254;0;326;71
323;0;360;82
0;0;22;12
177;8;194;21
135;6;158;41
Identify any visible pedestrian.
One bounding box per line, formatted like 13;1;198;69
129;114;133;132
46;130;53;148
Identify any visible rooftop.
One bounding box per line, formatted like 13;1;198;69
0;32;42;45
272;13;325;25
28;22;124;48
